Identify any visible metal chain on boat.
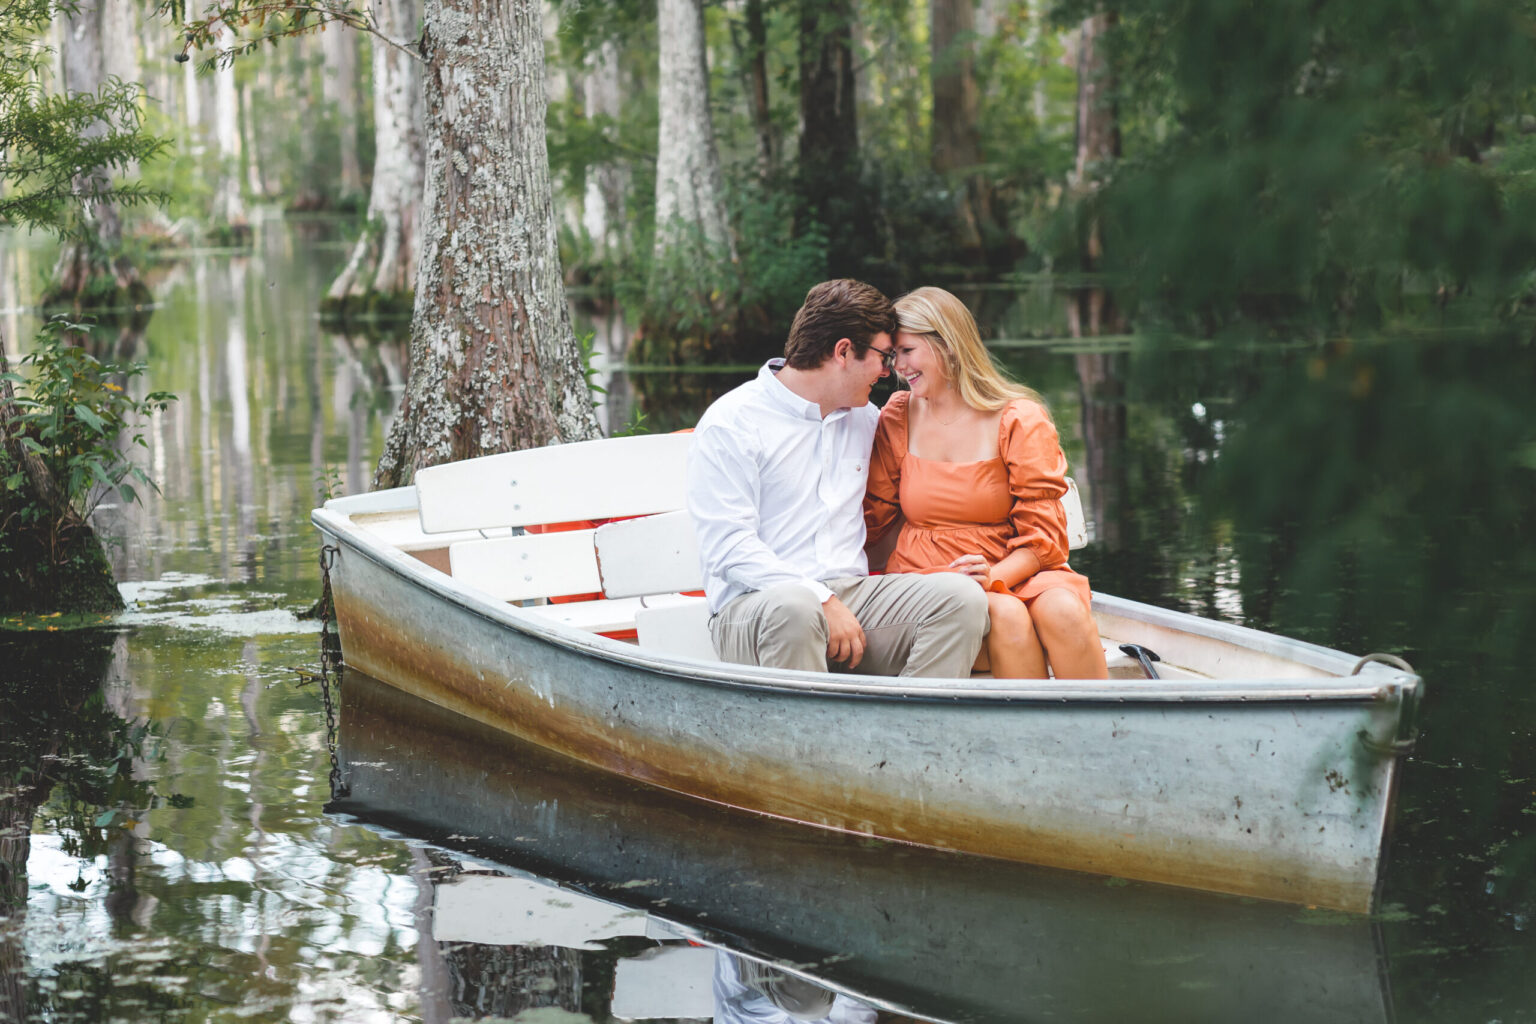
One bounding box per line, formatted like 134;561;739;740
317;544;349;798
1351;652;1422;757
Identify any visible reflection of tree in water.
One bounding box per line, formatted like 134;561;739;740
1068;332;1536;975
0;631;169;1021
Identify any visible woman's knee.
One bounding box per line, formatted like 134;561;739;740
986;593;1036;642
1031;588;1094;637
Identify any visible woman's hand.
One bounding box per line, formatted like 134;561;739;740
948;553;991;584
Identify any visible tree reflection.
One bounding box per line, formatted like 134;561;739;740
0;630;164;1020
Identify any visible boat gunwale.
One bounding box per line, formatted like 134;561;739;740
314;504;1419;710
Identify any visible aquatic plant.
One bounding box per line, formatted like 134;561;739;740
0;317;176;613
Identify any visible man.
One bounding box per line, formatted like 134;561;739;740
686;279;988;676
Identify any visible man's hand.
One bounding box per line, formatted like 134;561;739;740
823;594;866;669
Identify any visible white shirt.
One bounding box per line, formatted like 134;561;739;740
687;360;879;615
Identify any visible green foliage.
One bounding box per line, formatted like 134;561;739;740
3;317;177;533
1054;0;1536;341
135;105;220;228
0;0;168;238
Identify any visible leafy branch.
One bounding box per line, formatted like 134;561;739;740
161;0;424;68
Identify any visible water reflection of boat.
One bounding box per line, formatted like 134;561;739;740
333;673;1393;1024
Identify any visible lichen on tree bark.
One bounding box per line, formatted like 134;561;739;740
373;0;600;490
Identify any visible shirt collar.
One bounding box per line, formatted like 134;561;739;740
758;359;828;422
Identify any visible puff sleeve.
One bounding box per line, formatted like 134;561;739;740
863;391;909;549
1000;399;1070;571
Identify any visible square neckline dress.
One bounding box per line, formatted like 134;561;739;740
863;390;1093;609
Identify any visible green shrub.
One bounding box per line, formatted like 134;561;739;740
2;317;176;543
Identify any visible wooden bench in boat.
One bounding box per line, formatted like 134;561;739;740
407;433;1124;671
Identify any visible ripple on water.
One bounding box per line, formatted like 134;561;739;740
117;573;318;637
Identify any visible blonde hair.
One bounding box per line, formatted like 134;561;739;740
893;286;1048;415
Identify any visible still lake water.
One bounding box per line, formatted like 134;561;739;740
2;218;1534;1022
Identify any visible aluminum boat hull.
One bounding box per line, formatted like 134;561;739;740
313;493;1419;912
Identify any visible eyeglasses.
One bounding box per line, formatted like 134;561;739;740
865;343;896;372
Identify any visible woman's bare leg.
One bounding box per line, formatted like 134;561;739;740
982;591;1047;678
1031;588;1108;679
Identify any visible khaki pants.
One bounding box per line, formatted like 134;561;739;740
709;573;988;678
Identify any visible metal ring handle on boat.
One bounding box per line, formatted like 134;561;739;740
1351;652;1421;757
1349;652;1415;675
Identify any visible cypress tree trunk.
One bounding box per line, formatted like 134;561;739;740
652;0;735;265
580;40;627;260
743;0;774;180
797;0;858;270
1068;11;1127;552
324;0;424;319
930;0;990;261
211;20;249;236
322;22;364;197
373;0;600;489
51;0;139;305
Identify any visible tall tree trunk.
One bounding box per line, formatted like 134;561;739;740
1026;0;1048;122
373;0;600;489
652;0;735;267
211;20;248;231
742;0;774;179
797;0;858;269
325;0;424;314
581;40;627;259
930;0;989;260
52;0;135;298
183;44;202;148
1068;11;1127;551
322;21;364;196
102;0;138;171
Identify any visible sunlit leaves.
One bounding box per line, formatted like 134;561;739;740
3;317;178;532
0;0;169;238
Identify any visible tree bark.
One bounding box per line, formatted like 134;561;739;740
322;21;364;196
742;0;774;179
581;40;627;259
1068;11;1127;551
798;0;857;171
653;0;735;265
325;0;424;312
930;0;988;259
797;0;858;269
373;0;600;489
211;20;248;230
52;0;134;297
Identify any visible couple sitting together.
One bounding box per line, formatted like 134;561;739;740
685;278;1109;681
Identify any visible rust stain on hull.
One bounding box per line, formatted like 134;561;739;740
334;579;1380;913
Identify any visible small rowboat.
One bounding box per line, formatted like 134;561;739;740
311;433;1421;913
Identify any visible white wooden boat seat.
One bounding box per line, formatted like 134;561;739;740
413;432;1089;662
413;433;694;534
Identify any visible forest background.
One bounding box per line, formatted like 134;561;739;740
3;0;1536;616
7;0;1536;363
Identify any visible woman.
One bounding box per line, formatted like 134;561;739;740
864;287;1108;679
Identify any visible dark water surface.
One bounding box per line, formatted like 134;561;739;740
2;220;1533;1022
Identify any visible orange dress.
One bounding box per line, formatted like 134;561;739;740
863;391;1092;609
